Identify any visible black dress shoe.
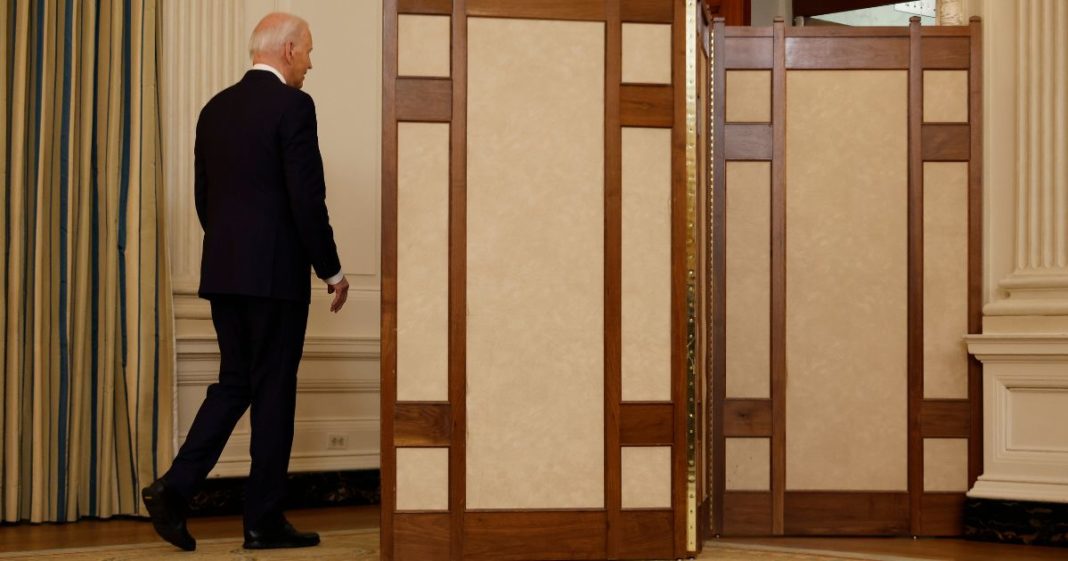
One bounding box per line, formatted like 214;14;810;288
141;479;196;551
243;520;320;549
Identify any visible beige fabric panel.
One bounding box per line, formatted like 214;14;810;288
923;439;969;492
396;448;449;511
785;71;908;491
622;23;672;84
726;162;771;399
621;446;672;509
924;163;969;399
726;71;772;123
398;15;451;77
622;127;672;402
466;17;605;509
923;71;968;123
396;123;450;402
725;438;771;491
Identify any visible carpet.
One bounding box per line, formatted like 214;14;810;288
0;530;918;561
0;530;377;561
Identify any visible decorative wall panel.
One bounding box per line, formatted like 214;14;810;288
924;439;969;492
785;70;908;492
725;162;770;399
466;16;605;510
398;15;451;77
923;70;968;123
396;447;449;510
621;446;672;508
622;127;672;402
397;123;450;402
725;438;770;491
622;23;672;84
924;162;969;399
725;71;771;123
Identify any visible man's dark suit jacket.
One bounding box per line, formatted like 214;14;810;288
194;70;341;303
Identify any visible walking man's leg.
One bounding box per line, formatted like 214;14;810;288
142;296;253;551
240;298;318;549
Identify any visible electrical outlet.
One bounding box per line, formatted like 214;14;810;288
327;434;349;450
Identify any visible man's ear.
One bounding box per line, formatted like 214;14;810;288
284;41;294;62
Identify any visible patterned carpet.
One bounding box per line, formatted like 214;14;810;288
0;530;901;561
0;530;378;561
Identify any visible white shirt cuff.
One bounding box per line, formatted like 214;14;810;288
325;271;345;286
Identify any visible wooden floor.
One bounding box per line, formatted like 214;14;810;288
0;505;378;553
0;505;1064;560
716;536;1068;561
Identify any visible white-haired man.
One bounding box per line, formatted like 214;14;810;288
141;12;347;551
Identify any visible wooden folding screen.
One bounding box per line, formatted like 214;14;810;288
708;17;982;536
381;1;747;559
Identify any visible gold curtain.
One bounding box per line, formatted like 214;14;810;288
1;0;175;522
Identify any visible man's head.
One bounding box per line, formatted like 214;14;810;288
248;12;313;89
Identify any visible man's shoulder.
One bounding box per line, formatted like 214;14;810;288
201;75;310;112
196;77;316;134
198;81;246;119
280;86;314;110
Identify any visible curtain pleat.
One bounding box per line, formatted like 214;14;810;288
1;0;174;523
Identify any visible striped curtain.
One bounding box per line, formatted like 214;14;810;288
1;0;175;522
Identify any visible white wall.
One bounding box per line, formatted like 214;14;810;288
162;0;383;476
963;0;1068;504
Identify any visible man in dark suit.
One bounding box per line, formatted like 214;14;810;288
142;12;348;551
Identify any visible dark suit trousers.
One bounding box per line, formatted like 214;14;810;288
164;295;309;530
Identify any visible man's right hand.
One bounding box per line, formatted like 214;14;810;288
327;276;349;313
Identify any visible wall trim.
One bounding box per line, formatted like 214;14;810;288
211;452;381;476
965;334;1068;358
983;301;1068;317
968;478;1068;504
176;335;381;360
966;335;1068;505
181;417;380;441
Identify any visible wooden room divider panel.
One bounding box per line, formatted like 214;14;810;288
709;17;982;537
382;1;745;559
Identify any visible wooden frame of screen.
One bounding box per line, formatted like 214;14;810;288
382;1;728;559
708;16;982;537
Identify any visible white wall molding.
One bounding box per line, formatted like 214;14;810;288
206;417;381;476
965;334;1068;504
177;373;381;394
985;272;1068;317
176;335;381;361
967;334;1068;358
968;478;1068;504
974;0;1068;317
173;294;211;320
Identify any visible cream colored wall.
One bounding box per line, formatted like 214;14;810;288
163;0;382;476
